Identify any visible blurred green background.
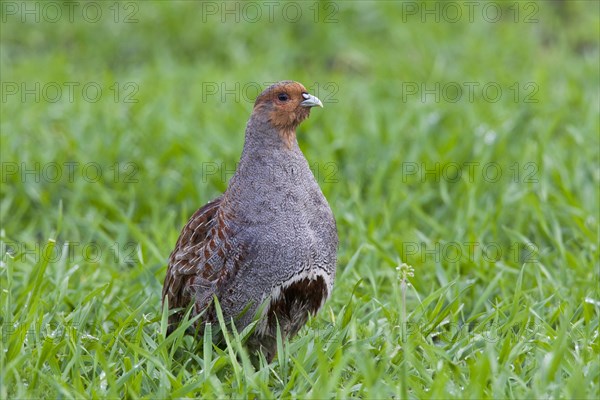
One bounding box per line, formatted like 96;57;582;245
1;1;599;398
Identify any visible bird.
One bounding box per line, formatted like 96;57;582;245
162;80;338;362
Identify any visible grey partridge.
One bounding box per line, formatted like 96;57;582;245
162;81;338;362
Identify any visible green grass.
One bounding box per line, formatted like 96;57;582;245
1;1;599;398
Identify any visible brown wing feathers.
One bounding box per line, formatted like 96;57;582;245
163;197;223;326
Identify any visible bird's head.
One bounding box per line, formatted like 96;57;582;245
253;81;323;134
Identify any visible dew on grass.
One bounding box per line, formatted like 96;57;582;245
584;297;600;307
484;130;497;145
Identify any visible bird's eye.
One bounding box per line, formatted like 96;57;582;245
277;93;289;102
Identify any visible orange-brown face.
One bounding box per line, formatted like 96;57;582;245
254;81;323;132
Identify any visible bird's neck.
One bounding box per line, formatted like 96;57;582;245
241;115;300;157
232;115;309;187
224;115;315;219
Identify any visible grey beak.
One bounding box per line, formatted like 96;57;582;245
300;93;324;108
